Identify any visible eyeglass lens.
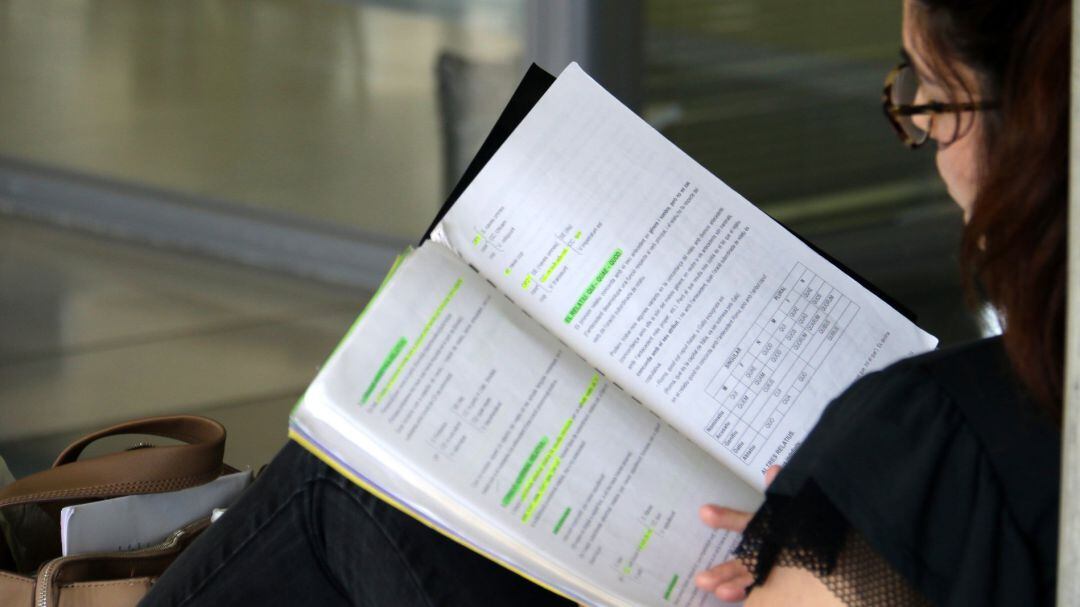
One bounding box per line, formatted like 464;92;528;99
890;65;928;144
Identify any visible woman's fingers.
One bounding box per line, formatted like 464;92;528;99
714;573;755;602
693;466;780;603
698;503;753;532
764;464;782;487
694;560;753;601
700;466;782;533
694;559;743;587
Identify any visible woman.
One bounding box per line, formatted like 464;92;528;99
695;0;1066;604
143;0;1067;604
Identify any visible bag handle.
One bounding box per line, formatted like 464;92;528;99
0;415;226;510
51;416;225;468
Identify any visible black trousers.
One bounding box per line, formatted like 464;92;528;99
141;441;571;606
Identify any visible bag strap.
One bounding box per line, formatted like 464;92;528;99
0;415;226;510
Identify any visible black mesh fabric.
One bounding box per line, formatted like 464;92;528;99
735;480;930;607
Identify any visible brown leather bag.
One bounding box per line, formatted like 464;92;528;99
0;416;232;607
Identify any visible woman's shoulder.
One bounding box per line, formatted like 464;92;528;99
802;337;1055;467
771;337;1061;605
821;337;1057;486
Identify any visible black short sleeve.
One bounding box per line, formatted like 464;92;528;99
735;338;1060;606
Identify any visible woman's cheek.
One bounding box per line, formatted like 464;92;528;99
936;130;981;220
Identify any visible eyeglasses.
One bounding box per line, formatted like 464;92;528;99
882;62;997;148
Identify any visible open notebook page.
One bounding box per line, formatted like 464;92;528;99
433;63;938;490
292;243;760;607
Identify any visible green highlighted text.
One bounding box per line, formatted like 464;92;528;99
664;574;679;601
564;248;622;324
522;456;560;522
579;373;600;406
638;527;654;551
361;337;407;404
541;247;569;283
375;278;463;403
503;437;548;506
553;507;571;534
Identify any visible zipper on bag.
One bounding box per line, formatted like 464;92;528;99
36;519;205;607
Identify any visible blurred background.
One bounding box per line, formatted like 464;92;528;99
0;0;984;476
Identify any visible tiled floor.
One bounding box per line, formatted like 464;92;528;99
0;216;370;477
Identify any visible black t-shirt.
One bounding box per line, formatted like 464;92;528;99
736;337;1060;606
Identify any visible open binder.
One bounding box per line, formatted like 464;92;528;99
290;63;935;606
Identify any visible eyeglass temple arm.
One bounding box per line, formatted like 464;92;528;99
889;100;999;117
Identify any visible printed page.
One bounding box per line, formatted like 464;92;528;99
291;243;761;607
434;63;938;489
60;470;252;555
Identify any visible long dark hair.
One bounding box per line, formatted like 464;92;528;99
912;0;1069;418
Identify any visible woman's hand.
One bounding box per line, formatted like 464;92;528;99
694;465;782;602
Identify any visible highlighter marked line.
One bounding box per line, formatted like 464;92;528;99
637;527;654;551
503;437;549;506
522;456;560;522
664;574;679;601
361;337;408;404
578;373;600;406
540;247;570;283
552;507;571;534
565;248;622;324
300;249;406;418
375;278;463;403
519;443;551;504
521;418;573;503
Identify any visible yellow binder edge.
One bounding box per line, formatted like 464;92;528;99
287;429;581;604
